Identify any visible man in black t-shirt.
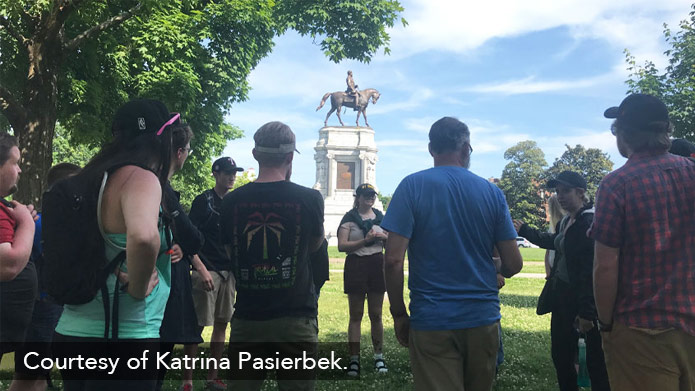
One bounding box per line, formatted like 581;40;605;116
221;121;324;391
188;156;243;391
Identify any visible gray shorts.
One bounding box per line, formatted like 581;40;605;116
191;270;235;326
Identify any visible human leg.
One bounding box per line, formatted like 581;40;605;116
585;326;610;391
207;272;234;388
366;291;384;354
459;322;499;391
602;322;692;391
550;305;579;391
409;329;463;391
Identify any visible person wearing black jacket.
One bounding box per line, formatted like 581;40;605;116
155;123;205;391
514;171;610;391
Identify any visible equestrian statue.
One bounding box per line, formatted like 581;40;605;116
316;70;380;127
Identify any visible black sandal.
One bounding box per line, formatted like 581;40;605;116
374;358;388;373
347;359;360;377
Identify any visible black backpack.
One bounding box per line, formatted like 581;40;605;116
41;164;160;339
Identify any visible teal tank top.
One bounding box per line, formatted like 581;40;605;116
55;172;171;339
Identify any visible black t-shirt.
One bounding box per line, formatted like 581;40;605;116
189;189;231;271
221;181;324;320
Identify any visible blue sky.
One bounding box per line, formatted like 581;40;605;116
221;0;693;195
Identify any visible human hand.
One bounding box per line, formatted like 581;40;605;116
513;220;524;232
200;269;215;291
393;314;410;347
497;273;506;289
9;201;33;224
144;269;160;297
576;316;595;333
365;230;377;242
170;244;183;264
25;204;39;221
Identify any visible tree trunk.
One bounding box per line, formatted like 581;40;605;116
14;28;61;206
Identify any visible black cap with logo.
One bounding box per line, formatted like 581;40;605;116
212;157;244;173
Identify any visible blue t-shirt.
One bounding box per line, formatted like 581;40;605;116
381;166;517;331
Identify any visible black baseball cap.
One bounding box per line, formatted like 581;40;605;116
355;183;377;196
547;171;587;190
112;99;176;138
212;157;243;173
604;93;670;131
669;138;695;158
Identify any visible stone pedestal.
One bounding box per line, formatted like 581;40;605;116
314;126;383;246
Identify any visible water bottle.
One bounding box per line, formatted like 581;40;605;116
577;337;591;387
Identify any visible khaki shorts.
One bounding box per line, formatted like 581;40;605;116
602;321;695;391
191;270;235;326
409;322;499;391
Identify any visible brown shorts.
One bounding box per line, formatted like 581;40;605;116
343;252;386;294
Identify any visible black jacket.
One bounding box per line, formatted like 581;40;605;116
164;183;204;255
519;204;596;320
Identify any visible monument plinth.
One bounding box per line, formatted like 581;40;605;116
314;126;383;245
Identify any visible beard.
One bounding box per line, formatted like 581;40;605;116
7;184;17;195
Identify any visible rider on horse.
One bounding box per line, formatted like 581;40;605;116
346;70;360;110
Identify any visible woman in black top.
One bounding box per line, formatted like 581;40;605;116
514;171;610;391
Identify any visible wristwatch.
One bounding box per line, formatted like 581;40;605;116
598;319;613;332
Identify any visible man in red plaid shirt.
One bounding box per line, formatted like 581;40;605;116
591;93;695;391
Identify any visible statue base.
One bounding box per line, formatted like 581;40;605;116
313;126;382;246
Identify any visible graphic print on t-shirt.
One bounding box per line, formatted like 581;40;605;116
233;202;301;290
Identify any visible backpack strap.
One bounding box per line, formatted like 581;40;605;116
95;170;127;341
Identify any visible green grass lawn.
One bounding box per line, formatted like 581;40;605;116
0;273;562;391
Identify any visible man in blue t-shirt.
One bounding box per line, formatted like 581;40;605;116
381;117;523;391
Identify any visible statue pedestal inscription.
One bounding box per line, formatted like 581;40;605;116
314;126;383;246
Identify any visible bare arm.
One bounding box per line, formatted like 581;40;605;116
385;232;409;317
121;169;162;299
337;224;377;253
0;202;35;281
593;241;620;325
496;239;523;278
384;231;410;347
544;250;551;278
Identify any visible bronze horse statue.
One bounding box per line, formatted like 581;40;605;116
316;88;380;127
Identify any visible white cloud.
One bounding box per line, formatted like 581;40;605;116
383;0;690;63
465;73;617;95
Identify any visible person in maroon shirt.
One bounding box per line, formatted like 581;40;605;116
0;132;38;360
592;94;695;391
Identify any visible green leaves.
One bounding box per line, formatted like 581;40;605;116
500;142;613;230
626;4;695;141
499;141;547;230
544;144;613;201
2;0;404;202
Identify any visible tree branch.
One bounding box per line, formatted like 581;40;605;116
64;2;142;51
0;85;27;130
0;16;29;47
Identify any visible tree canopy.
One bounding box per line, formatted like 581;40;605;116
0;0;405;204
499;141;547;230
544;144;613;201
625;4;695;141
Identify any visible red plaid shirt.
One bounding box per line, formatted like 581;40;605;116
590;151;695;336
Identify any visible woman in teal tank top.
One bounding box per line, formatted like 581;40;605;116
53;99;182;391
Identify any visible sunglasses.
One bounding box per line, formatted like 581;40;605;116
157;113;181;136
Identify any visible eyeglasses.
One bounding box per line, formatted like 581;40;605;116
157;112;181;136
180;147;193;155
466;142;473;155
610;123;618;136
